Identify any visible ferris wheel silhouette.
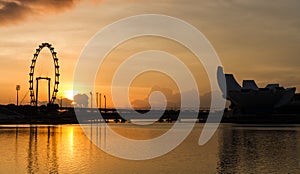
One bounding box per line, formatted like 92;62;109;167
29;43;60;106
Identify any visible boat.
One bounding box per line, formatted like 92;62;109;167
217;67;296;114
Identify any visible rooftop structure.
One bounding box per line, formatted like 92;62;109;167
217;67;296;114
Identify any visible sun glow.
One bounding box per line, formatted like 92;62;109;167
63;90;76;100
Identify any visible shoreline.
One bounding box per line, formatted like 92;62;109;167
1;105;300;125
2;117;300;125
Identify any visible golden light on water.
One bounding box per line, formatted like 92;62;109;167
68;127;74;155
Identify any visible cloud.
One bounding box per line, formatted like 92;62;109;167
131;86;180;110
74;93;88;108
60;98;73;107
131;86;229;110
0;0;81;26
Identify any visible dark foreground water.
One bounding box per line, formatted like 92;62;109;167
0;123;299;173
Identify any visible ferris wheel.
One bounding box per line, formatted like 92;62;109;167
29;43;60;106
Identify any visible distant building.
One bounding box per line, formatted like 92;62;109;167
217;67;296;114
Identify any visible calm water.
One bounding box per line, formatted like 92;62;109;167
0;123;300;173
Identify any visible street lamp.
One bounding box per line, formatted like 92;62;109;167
99;93;102;110
96;92;99;108
16;85;20;106
104;95;106;112
60;96;63;108
90;92;93;108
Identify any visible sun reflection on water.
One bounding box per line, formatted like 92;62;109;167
68;127;74;155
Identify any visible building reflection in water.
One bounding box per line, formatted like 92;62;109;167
26;125;59;174
14;125;19;171
87;121;107;149
217;125;300;173
13;124;105;173
46;126;59;173
27;126;38;173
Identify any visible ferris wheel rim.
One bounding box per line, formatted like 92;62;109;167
29;42;60;106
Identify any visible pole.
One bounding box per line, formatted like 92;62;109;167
16;85;20;106
90;92;93;108
104;95;106;112
99;93;102;111
96;92;99;108
17;90;19;106
60;96;62;108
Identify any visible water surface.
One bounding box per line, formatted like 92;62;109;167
0;124;299;173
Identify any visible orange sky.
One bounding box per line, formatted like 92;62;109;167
1;0;300;107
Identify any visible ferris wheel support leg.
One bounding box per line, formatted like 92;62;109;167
36;79;38;107
48;78;51;105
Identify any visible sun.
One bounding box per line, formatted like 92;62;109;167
63;90;76;100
